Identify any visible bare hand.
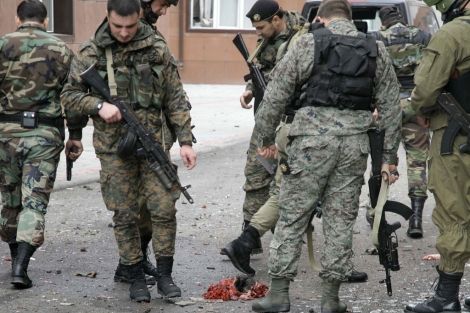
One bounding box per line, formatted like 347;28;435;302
389;164;399;184
99;102;122;123
180;145;197;170
65;139;83;161
258;145;278;159
240;90;254;109
417;115;430;128
381;164;398;185
372;108;378;122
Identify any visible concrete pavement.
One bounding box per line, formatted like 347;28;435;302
54;84;254;190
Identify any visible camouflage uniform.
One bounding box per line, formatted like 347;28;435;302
254;19;401;282
243;11;306;221
61;19;192;265
373;23;431;198
0;23;73;247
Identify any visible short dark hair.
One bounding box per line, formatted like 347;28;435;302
317;0;352;20
266;10;286;23
17;0;47;24
107;0;141;17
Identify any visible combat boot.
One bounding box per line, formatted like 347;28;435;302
221;225;259;275
346;269;368;282
322;278;347;313
252;278;290;312
407;196;426;238
220;220;263;256
114;261;156;285
156;256;181;298
11;242;36;289
464;297;470;310
404;266;462;312
9;242;18;269
121;261;151;302
140;235;159;279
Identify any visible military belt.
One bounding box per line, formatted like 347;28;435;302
281;114;295;124
0;113;62;128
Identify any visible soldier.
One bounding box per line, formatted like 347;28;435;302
112;0;181;287
61;0;196;302
403;0;470;311
371;7;432;238
223;20;368;284
0;0;80;289
236;0;306;255
250;0;401;311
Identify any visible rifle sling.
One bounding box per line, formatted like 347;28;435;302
106;47;118;98
372;169;390;246
247;39;265;64
306;223;322;271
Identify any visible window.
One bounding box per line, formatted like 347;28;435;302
40;0;73;35
191;0;257;30
409;5;440;35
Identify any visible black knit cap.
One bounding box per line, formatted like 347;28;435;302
246;0;280;23
379;7;406;27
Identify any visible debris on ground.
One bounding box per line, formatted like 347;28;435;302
202;276;268;301
422;254;440;260
74;271;98;278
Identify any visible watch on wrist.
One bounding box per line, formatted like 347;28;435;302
96;101;104;111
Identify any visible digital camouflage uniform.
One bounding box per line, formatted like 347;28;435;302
254;19;401;282
61;19;192;266
411;11;470;275
0;24;73;247
373;23;431;198
243;11;305;221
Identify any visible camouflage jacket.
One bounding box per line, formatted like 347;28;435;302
0;23;73;144
254;19;401;164
412;10;470;131
246;10;306;95
61;18;192;153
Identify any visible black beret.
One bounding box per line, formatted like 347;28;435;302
379;7;406;27
246;0;280;23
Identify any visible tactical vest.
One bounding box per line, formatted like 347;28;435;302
299;24;377;112
373;25;430;89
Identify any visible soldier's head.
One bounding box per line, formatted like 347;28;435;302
140;0;178;24
316;0;352;25
246;0;287;40
107;0;141;44
423;0;470;23
378;7;407;28
16;0;49;28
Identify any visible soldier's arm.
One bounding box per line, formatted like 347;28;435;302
159;44;193;146
374;41;402;164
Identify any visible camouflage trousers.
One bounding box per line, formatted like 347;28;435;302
98;153;180;266
429;129;470;273
250;120;291;237
242;126;274;221
269;133;368;282
0;136;63;247
401;97;430;198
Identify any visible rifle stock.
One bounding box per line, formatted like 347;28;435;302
80;65;194;204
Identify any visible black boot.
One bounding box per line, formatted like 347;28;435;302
407;196;426;238
156;256;181;298
346;269;368;283
221;225;259;275
140;236;158;279
464;297;470;310
404;266;462;312
9;243;18;269
220;220;263;255
121;261;151;302
114;261;156;285
11;242;36;289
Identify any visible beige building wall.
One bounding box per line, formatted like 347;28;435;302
0;0;306;85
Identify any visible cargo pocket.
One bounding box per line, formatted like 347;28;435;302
136;63;153;108
99;170;115;211
115;66;130;100
152;64;165;109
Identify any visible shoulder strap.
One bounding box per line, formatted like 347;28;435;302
105;46;118;98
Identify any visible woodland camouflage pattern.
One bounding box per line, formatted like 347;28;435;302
254;19;401;281
61;18;191;264
0;24;72;247
242;10;306;221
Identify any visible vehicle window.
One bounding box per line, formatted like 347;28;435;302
409;5;440;34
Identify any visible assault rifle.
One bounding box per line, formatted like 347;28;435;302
368;129;414;296
233;33;266;113
66;145;78;181
80;65;194;204
421;92;470;155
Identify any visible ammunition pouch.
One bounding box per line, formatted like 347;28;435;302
117;125;138;158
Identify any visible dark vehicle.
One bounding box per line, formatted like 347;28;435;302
302;0;440;34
